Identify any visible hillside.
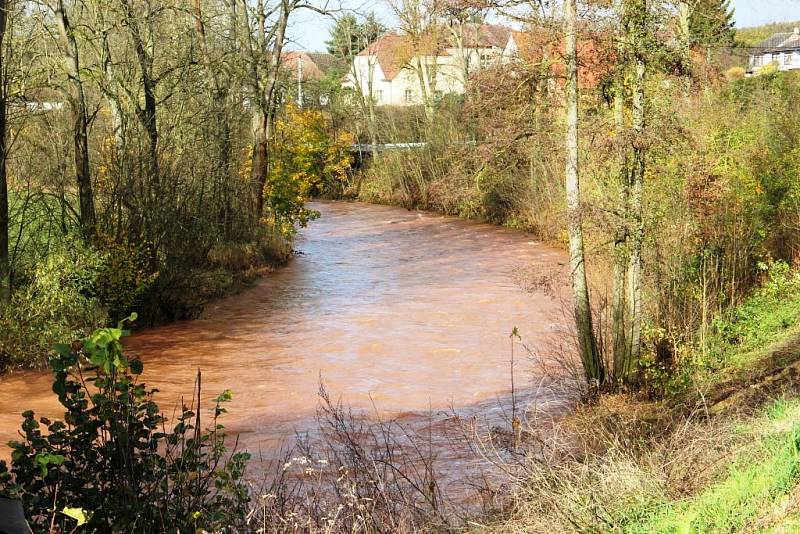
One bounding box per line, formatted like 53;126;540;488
736;20;800;47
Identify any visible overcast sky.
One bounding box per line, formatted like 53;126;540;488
285;0;800;52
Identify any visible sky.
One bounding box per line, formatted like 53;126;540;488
285;0;800;52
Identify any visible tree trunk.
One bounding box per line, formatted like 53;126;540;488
55;0;96;239
193;0;233;232
613;0;648;383
564;0;603;385
626;43;646;370
414;55;436;122
0;0;7;300
120;0;159;189
251;0;289;217
678;1;693;94
612;0;630;380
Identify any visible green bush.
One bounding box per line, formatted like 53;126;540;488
0;239;108;369
0;317;250;532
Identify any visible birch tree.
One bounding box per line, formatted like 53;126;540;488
329;13;383;161
390;0;440;121
564;0;603;385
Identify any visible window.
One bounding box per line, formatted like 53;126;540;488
373;89;384;103
404;89;414;103
785;52;793;65
433;90;443;101
479;53;492;68
753;55;762;67
772;53;780;63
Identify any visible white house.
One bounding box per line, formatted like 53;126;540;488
748;28;800;75
343;23;513;106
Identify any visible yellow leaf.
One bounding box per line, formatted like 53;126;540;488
62;506;91;526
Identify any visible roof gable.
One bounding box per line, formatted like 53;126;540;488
357;33;410;81
357;24;514;81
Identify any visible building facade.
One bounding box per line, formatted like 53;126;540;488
342;24;513;106
749;28;800;75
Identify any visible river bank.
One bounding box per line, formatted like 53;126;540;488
475;264;800;532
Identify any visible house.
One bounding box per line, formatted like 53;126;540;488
342;23;512;106
281;51;337;82
748;28;800;75
279;51;338;106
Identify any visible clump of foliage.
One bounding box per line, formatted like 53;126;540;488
0;235;157;369
265;104;353;235
0;238;108;369
0;317;251;532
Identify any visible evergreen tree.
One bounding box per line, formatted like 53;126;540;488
689;0;735;48
325;13;385;59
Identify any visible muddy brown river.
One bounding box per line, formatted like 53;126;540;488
0;201;570;464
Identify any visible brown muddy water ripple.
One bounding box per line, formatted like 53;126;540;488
0;201;573;497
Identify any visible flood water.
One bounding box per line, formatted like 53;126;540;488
0;201;570;466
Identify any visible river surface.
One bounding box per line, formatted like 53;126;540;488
0;201;570;465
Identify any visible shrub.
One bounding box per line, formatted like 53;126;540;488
724;66;746;81
0;317;250;532
0;238;108;369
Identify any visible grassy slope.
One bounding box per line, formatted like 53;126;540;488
624;268;800;532
622;399;800;533
479;266;800;533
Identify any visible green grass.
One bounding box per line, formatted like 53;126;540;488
680;263;800;388
620;400;800;533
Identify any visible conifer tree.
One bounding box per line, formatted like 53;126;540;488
689;0;735;48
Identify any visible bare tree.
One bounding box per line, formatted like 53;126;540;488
564;0;603;385
54;0;96;238
390;0;440;121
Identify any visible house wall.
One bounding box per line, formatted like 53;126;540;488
343;56;394;105
750;49;800;73
345;46;505;107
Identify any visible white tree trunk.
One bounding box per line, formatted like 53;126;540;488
564;0;603;385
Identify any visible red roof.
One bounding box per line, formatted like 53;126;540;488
280;51;334;81
357;33;412;81
458;23;512;49
358;24;513;81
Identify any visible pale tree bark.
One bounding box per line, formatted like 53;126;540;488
612;0;630;379
626;23;646;372
413;54;436;120
612;0;648;383
564;0;603;385
446;22;470;94
0;0;8;300
350;55;379;161
390;0;438;121
55;0;96;239
337;17;378;185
